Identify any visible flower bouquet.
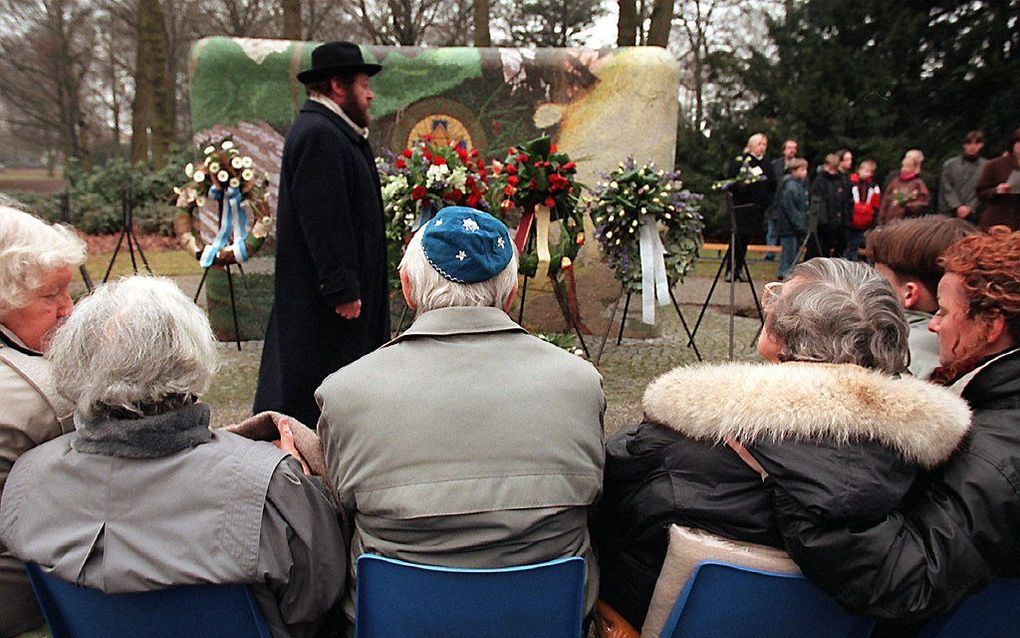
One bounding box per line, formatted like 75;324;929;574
498;136;583;280
172;138;272;267
711;154;766;192
377;137;490;243
591;158;703;324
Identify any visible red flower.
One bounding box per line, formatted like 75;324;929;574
550;143;558;153
504;185;517;196
456;147;469;163
411;185;427;200
450;188;463;201
467;193;481;207
506;163;518;175
424;150;433;161
544;196;556;208
432;155;447;166
402;148;413;158
466;176;476;189
422;134;433;142
518;154;530;163
470;149;479;158
508;147;517;156
395;158;406;169
507;175;519;186
562;161;576;171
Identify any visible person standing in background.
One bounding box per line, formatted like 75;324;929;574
845;159;881;260
727;133;774;281
764;139;799;261
254;42;391;428
939;130;987;223
975;127;1020;230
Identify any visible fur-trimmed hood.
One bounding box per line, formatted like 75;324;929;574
643;362;972;468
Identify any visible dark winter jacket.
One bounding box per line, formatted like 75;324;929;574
773;175;808;236
254;100;391;427
809;169;852;227
729;153;774;230
975;153;1020;230
771;348;1020;625
591;362;970;630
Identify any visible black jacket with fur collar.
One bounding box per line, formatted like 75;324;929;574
591;362;971;630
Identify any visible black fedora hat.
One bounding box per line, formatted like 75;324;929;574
297;41;382;84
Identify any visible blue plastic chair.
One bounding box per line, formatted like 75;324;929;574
917;579;1020;638
659;560;875;638
354;554;586;638
24;562;272;638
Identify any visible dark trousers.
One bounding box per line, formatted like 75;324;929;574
807;223;844;259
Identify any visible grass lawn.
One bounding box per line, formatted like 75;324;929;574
78;250;203;282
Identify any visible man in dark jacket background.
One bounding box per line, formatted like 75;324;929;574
254;41;391;427
807;153;852;258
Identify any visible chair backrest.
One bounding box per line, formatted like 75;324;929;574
917;579;1020;638
658;561;875;638
354;554;586;638
24;562;272;638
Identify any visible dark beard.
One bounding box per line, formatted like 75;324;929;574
341;94;370;129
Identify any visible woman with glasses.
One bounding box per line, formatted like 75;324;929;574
590;258;972;631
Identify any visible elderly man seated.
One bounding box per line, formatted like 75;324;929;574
316;206;605;624
0;276;346;638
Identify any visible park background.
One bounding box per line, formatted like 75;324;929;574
1;0;1018;431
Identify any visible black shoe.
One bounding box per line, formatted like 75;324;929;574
724;271;745;283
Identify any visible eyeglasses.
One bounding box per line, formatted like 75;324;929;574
762;281;783;310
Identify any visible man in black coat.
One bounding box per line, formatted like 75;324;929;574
254;42;391;427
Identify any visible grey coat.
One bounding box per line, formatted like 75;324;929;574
316;306;606;623
906;310;939;380
0;334;73;637
0;403;346;638
938;155;987;217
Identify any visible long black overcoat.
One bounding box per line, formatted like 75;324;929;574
254;100;390;427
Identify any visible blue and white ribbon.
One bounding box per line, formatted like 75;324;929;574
638;214;670;324
200;186;249;267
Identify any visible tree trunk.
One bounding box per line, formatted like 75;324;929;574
130;0;151;163
647;0;674;47
131;0;171;166
283;0;301;39
473;0;490;47
617;0;637;45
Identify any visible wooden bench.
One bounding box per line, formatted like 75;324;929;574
702;242;782;256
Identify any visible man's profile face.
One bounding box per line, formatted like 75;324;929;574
334;73;374;129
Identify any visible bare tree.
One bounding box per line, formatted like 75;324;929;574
0;0;97;162
646;0;673;46
617;0;636;45
473;0;491;46
283;0;302;38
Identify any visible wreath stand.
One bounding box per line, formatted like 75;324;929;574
514;215;591;358
593;283;701;366
688;192;765;361
102;183;152;283
191;197;264;351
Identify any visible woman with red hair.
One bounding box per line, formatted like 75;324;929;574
768;226;1020;631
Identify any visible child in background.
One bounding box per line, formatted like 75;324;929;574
846;159;881;260
774;158;809;279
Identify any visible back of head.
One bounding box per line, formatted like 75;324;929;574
867;216;978;296
940;225;1020;343
769;258;909;374
0;205;87;314
398;208;518;314
48;276;219;421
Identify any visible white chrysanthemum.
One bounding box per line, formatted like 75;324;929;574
204;146;215;155
184;163;194;177
217;170;230;182
193;170;206;183
229;177;240;188
242;157;253;168
209;162;220;173
449;166;468;190
231;157;244;169
426;163;450;187
221;140;234;150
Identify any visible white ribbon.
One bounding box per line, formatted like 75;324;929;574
200;186;249;267
535;204;552;277
638;214;671;324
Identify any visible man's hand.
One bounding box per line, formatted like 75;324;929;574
272;417;312;475
996;182;1011;195
956;205;971;218
335;299;362;319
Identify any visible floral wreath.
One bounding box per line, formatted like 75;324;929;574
711;154;766;192
172;138;272;266
496;136;584;280
591;158;703;324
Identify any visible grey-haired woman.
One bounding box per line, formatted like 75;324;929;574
0;205;86;636
591;258;972;631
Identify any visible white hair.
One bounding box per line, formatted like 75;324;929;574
769;258;910;375
47;276;220;421
398;226;518;314
0;206;87;315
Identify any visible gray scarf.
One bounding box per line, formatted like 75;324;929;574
72;402;213;459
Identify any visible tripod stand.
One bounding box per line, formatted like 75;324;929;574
688;191;765;361
515;219;591;358
592;283;702;366
192;197;264;351
102;183;152;283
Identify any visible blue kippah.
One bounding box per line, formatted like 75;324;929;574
421;206;514;284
